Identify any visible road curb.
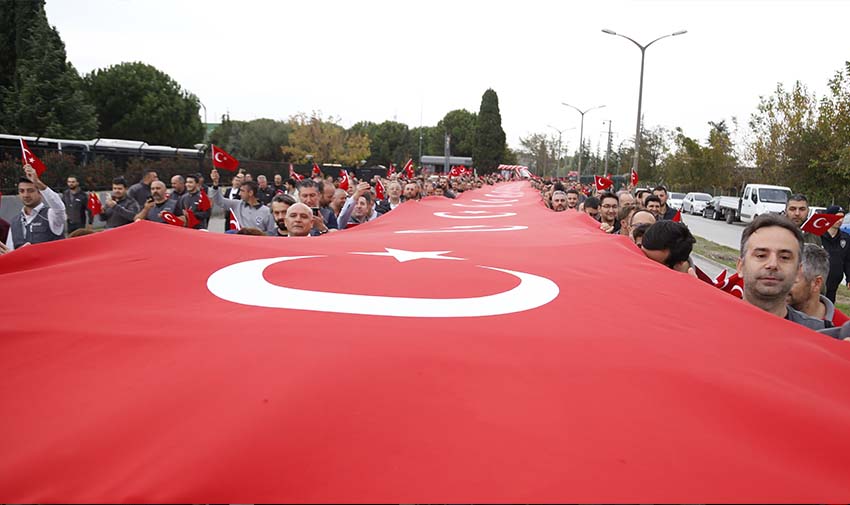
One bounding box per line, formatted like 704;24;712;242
692;252;733;273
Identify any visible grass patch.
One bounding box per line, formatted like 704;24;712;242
692;236;850;314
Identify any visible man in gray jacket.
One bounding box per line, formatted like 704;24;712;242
788;243;847;327
209;169;275;234
101;177;140;229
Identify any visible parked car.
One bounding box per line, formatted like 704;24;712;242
668;192;686;210
703;196;724;220
681;192;712;214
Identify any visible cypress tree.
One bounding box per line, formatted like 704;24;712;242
473;88;507;173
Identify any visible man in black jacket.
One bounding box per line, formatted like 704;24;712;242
62;175;91;234
821;206;850;303
101;177;140;229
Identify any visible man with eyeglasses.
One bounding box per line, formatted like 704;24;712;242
597;192;620;234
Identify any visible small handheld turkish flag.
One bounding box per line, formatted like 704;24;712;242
339;170;349;191
716;271;744;299
160;211;183;227
227;209;241;231
403;159;414;179
594;175;613;191
184;208;200;229
672;210;682;222
312;163;321;177
388;164;396;176
630;168;639;186
87;192;102;217
375;179;385;200
801;213;842;236
197;189;211;211
289;163;303;181
20;138;47;176
211;145;239;172
450;166;461;178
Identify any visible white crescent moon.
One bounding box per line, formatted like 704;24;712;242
395;225;528;234
472;199;518;203
207;256;559;318
434;211;517;219
813;217;829;228
214;152;226;162
452;203;513;208
485;194;523;198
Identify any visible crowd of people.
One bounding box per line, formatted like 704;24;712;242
2;163;849;338
535;178;850;337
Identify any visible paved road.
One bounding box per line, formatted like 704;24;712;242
680;212;744;250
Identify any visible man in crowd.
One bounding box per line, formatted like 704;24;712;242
640;221;695;273
101;176;140;229
210;169;276;234
338;182;380;229
284;203;320;237
736;214;827;330
62;175;91;234
582;196;600;220
329;188;348;218
180;174;211;229
423;181;436;197
135;180;183;224
269;193;297;237
565;189;580;210
255;175;275;206
784;194;822;246
6;164;66;251
617;190;636;209
597;192;620;234
551;191;568;212
618;205;638;238
653;186;678;220
272;173;285;194
644;195;663;219
821;205;850;303
297;179;338;234
787;243;850;327
170;175;187;201
403;181;421;202
128;169;158;207
376;181;404;213
224;172;243;199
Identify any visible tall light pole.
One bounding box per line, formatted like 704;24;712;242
602;28;687;180
562;103;605;183
601;120;613;175
547;125;574;178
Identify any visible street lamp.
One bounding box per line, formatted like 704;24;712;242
547;125;575;178
561;103;605;182
602;28;687;179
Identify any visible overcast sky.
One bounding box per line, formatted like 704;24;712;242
47;0;850;156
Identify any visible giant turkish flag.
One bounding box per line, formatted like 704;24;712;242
1;182;850;502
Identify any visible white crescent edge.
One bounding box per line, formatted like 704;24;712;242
207;256;559;318
395;225;528;234
453;203;513;208
214;152;226;162
812;217;829;229
472;199;518;203
434;212;518;219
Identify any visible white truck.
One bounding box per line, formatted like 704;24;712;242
716;183;792;224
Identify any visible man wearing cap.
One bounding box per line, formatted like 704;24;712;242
787;244;850;327
785;193;822;246
7;164;66;252
821;205;850;303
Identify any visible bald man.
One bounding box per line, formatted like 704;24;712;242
135;180;184;224
284;203;316;237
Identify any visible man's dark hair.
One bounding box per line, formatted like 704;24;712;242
18;177;34;185
272;193;296;206
631;222;652;242
112;176;128;187
599;192;618;205
740;213;803;262
67;175;79;181
566;189;579;196
584;196;600;209
298;179;319;192
359;191;374;205
553;182;566;192
241;180;259;197
641;221;696;269
787;193;809;205
317;180;329;194
653;185;668;195
185;174;198;183
285;177;298;187
644;195;662;206
141;168;157;178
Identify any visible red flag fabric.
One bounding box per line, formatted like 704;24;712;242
312;163;321;177
184;208;200;229
227;208;240;231
338;170;349;191
197;188;212;212
388;164;396;176
159;211;183;227
211;144;239;172
672;210;682;222
2;183;850;502
801;213;843;236
20;138;47;176
289;163;304;181
87;192;102;217
375;179;385;200
449;166;462;178
630;168;639;186
403;158;414;178
715;270;744;298
594;175;613;191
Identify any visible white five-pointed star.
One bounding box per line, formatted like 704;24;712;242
351;248;464;263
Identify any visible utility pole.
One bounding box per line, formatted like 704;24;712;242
603;120;612;175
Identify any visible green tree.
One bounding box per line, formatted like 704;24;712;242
518;132;559;177
350;120;414;166
0;0;97;137
282;112;370;166
239;119;292;161
473;88;506;173
83;62;204;146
